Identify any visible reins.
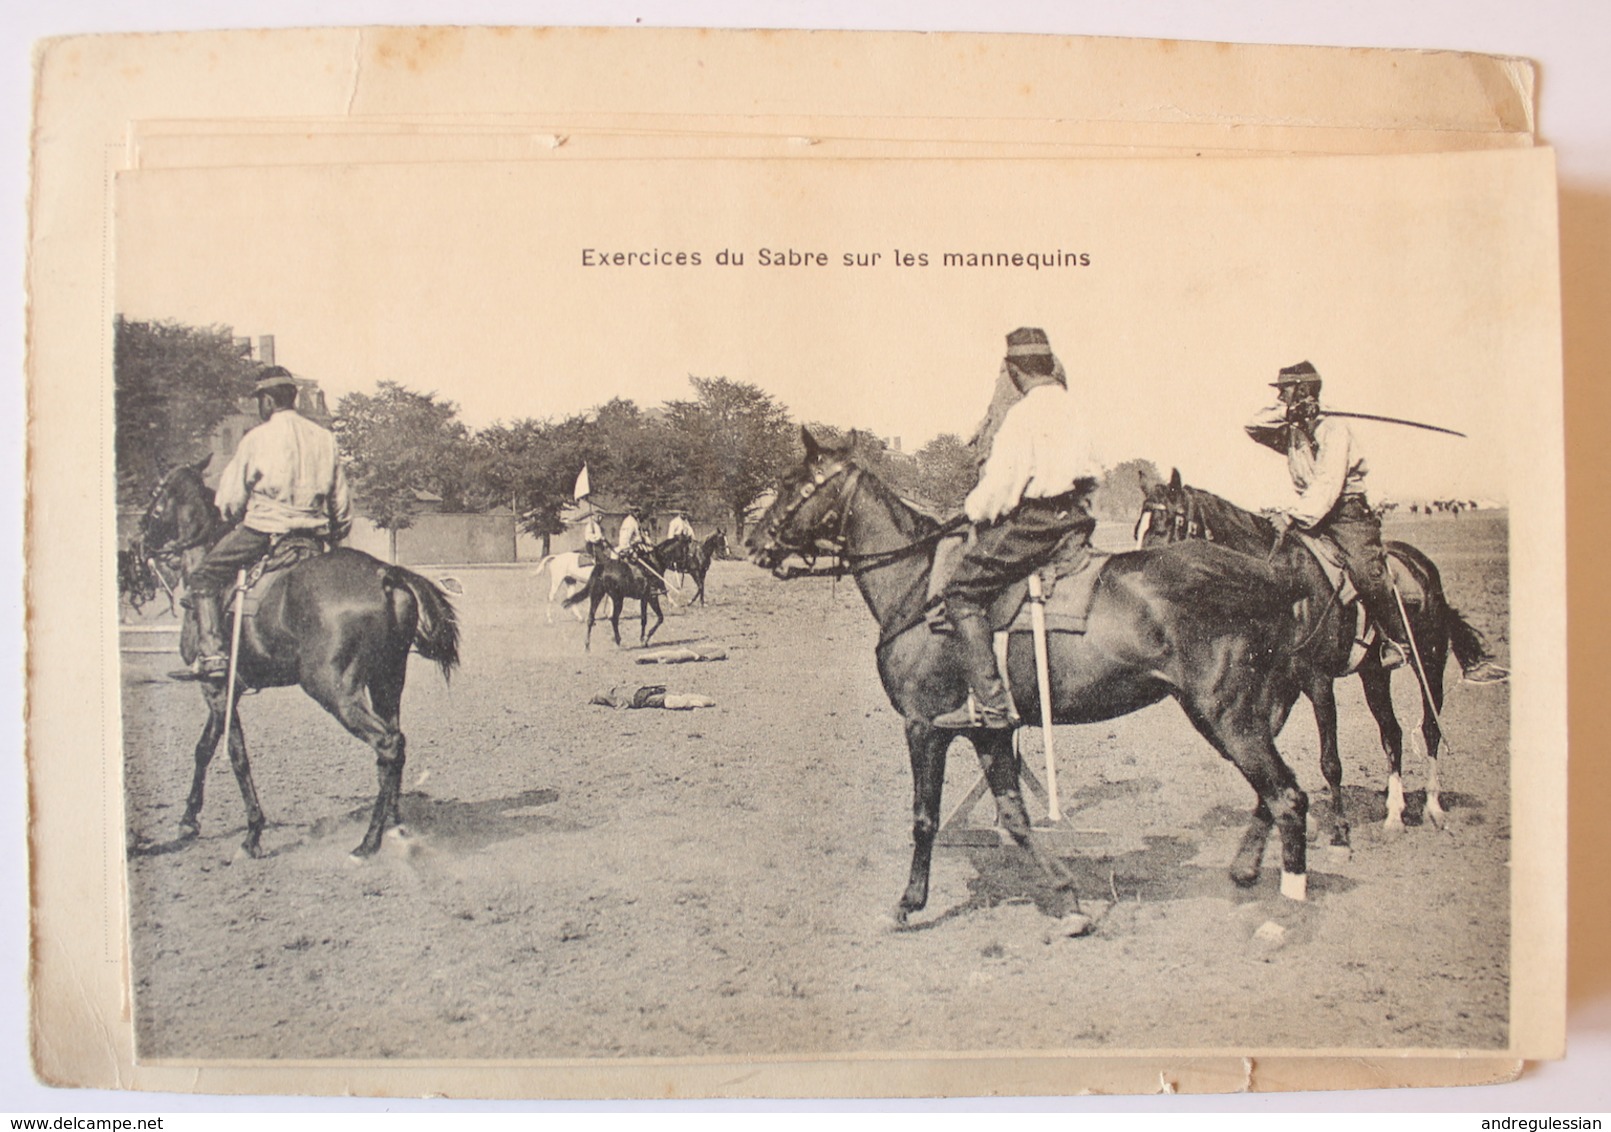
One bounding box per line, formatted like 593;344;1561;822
761;455;967;652
142;466;223;559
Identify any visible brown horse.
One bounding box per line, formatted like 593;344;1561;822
651;529;728;604
139;458;460;858
747;430;1317;924
1137;471;1501;838
561;555;665;649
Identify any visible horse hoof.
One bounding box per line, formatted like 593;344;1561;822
178;822;199;842
1327;844;1352;865
1425;804;1447;830
1280;871;1308;901
1229;867;1260;889
1382;817;1405;835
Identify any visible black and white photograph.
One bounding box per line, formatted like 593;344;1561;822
18;21;1586;1105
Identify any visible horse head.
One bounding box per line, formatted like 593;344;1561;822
746;426;864;574
141;454;219;555
1135;468;1191;548
1134;470;1281;555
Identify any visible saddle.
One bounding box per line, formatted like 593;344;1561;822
234;534;327;619
1292;531;1410;675
178;535;327;669
926;531;1110;636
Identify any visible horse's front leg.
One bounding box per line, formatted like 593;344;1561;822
972;728;1076;900
584;593;601;652
895;719;951;924
643;597;663;647
1307;678;1349;853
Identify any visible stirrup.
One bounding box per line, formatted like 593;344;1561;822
1378;639;1408;671
932;694;1013;731
196;655;229;680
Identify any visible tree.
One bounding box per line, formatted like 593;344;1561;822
333;382;472;559
476;415;591;555
1090;457;1162;521
585;398;687;521
113;317;256;507
664;377;794;541
908;433;976;512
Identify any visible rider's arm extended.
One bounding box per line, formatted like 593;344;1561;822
1244;403;1290;453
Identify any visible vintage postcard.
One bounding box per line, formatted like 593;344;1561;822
26;29;1565;1099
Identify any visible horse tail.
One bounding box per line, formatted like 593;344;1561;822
1444;605;1496;672
383;566;461;682
1385;540;1492;671
562;569;597;609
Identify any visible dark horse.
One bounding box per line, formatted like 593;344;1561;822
747;430;1318;923
562;555;665;649
651;529;729;604
139;458;460;858
1137;471;1498;838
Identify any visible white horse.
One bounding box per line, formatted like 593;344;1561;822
534;552;601;623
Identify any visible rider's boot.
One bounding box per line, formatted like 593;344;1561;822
932;606;1014;730
190;589;231;682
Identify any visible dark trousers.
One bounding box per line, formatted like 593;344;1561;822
1318;496;1407;640
943;490;1097;613
188;526;273;663
189;526;273;596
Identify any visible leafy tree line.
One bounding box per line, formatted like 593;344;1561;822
114;317;1160;548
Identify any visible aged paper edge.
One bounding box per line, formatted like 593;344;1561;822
26;27;1559;1097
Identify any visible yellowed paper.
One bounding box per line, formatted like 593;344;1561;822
28;28;1563;1099
129;123;1535;171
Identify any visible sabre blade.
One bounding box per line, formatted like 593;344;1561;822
1324;410;1466;437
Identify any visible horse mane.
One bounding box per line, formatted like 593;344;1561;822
851;458;941;540
142;461;222;547
1180;484;1276;550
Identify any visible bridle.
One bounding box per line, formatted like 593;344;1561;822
1135;496;1197;549
761;456;967;576
759;457;863;564
141;465;220;558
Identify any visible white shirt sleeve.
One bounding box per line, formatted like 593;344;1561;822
1289;417;1353;528
215;431;255;523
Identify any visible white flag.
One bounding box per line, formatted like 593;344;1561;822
573;463;591;500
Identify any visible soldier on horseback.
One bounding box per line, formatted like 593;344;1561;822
1245;361;1413;670
667;510;694;548
932;327;1100;730
615;506;666;595
182;366;351;681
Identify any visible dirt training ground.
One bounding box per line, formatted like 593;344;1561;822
120;513;1511;1060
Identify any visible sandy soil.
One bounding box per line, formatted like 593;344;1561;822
120;513;1512;1061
